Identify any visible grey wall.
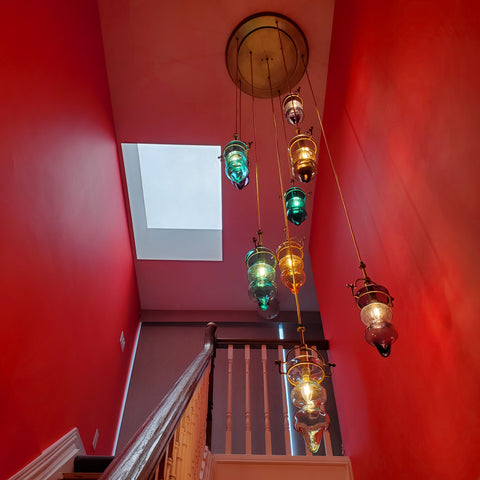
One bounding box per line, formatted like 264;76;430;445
116;310;342;456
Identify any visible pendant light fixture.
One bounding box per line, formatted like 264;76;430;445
276;239;306;294
245;242;278;311
282;92;305;125
223;38;249;189
284;186;307;225
277;344;331;453
302;56;398;356
264;29;332;454
288;130;318;183
223;136;249;188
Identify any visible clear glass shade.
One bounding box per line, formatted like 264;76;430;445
276;240;306;294
294;408;330;453
282;93;304;125
223;139;249;185
284;187;307;225
288;133;317;183
284;347;329;454
360;302;393;326
245;246;278;311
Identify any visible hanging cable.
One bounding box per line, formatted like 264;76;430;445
275;20;301;130
266;57;305;345
250;52;262;240
301;55;366;278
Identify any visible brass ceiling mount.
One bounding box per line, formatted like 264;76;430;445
226;13;309;99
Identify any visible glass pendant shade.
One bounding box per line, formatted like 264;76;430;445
365;321;398;357
282;93;304;125
245;246;278;311
223;139;249;185
276;240;306;294
354;282;396;357
232;174;249;190
284;187;307;225
288;133;317;183
283;346;329;453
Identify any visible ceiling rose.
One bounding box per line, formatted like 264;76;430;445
225;13;309;98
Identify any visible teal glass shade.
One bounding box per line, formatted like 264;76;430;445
223;139;249;185
284;187;307;225
245;246;278;310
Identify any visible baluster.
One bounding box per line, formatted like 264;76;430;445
324;429;333;456
225;344;234;454
277;345;291;455
261;345;272;455
245;345;252;454
170;430;180;480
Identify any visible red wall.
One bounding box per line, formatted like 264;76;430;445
0;2;140;477
310;1;480;479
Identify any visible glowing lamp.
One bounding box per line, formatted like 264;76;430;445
282;93;304;126
284;186;307;225
350;278;397;357
278;346;330;453
245;246;277;311
276;240;306;294
223;137;249;185
288;133;317;183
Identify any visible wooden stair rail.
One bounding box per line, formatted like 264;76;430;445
99;322;217;480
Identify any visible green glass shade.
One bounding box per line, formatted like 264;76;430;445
223;139;249;184
284;187;307;225
245;246;278;310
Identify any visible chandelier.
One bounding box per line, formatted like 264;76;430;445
223;10;398;452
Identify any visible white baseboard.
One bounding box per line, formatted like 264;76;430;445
8;428;86;480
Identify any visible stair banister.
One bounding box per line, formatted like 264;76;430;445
100;322;217;480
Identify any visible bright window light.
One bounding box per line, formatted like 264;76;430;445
122;143;222;261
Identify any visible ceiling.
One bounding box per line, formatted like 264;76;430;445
97;0;335;312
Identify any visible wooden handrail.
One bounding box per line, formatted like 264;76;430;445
99;322;217;480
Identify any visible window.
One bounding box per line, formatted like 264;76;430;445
122;143;222;261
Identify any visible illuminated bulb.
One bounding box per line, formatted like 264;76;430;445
282;93;304;125
360;302;393;326
291;379;327;411
288;133;317;183
223;138;249;185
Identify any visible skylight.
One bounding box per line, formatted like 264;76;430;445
122;143;222;261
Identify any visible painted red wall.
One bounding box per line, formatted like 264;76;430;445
0;2;140;478
310;1;480;479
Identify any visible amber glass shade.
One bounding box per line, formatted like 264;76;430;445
288;133;317;183
245;246;278;311
282;93;304;125
223;139;249;185
276;240;306;293
284;187;307;225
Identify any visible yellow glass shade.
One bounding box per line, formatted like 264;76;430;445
276;240;306;293
288;133;317;183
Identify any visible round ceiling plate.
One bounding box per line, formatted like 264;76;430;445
226;13;309;99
